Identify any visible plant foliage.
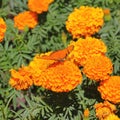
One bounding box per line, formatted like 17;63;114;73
0;0;120;120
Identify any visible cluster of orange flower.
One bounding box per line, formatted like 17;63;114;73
67;37;113;82
8;4;120;119
14;0;54;30
66;34;120;108
0;18;6;42
68;37;107;66
0;0;54;42
66;6;120;119
9;52;82;92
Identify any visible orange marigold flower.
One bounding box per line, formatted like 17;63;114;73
66;6;104;38
98;76;120;104
37;60;82;92
83;54;113;81
103;8;111;21
84;108;90;118
68;37;107;66
103;8;110;15
0;18;6;42
94;101;116;120
28;0;54;14
104;114;120;120
9;66;33;90
28;53;55;86
14;11;38;30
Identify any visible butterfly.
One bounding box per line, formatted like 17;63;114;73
41;45;74;61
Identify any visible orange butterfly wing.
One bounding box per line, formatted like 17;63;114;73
66;45;74;54
41;45;74;61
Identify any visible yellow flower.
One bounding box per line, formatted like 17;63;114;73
37;60;82;92
98;76;120;104
94;101;116;120
28;0;54;14
14;11;38;30
0;18;6;42
9;66;33;90
83;54;113;81
68;37;107;66
104;114;120;120
66;6;104;38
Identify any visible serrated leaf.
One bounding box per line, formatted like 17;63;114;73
25;96;32;108
21;54;32;60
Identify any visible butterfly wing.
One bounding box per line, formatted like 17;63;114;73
41;45;74;61
66;45;74;54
